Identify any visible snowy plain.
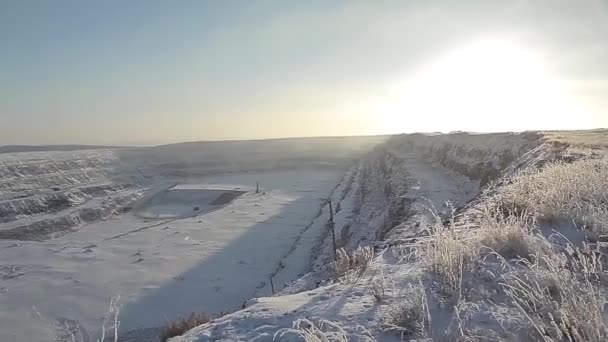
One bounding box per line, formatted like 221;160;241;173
0;137;383;342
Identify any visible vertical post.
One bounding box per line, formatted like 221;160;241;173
330;221;337;262
269;276;275;294
256;181;259;194
328;199;337;261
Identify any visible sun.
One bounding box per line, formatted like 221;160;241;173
377;38;595;133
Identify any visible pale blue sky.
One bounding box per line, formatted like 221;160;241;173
1;1;607;145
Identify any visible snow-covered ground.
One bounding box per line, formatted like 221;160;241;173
168;145;483;342
0;137;384;342
5;132;573;342
0;169;344;341
168;132;557;342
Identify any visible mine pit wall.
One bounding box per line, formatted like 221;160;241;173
386;132;543;186
0;184;130;223
352;146;415;242
0;190;144;241
0;149;121;200
310;145;414;273
325;132;545;256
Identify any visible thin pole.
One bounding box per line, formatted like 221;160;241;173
328;199;337;261
330;222;337;261
270;276;275;294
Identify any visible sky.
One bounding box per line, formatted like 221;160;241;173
1;0;607;146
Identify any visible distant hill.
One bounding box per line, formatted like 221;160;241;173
0;145;122;154
152;135;389;148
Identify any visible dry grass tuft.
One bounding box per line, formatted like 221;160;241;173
477;210;551;261
160;312;210;341
414;155;608;340
423;219;476;295
501;244;608;341
384;284;431;339
275;318;376;341
334;246;374;281
503;159;608;232
370;270;392;302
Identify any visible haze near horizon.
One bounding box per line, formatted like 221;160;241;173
1;1;607;145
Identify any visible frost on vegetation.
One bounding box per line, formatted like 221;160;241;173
476;210;552;261
500;243;608;341
502;159;608;233
274;318;376;342
422;215;475;296
370;270;394;302
383;284;431;340
414;157;608;341
333;246;374;282
424;204;582;296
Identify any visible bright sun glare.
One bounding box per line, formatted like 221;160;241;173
378;39;595;133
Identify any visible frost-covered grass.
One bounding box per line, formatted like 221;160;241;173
333;246;374;282
419;158;608;340
476;210;552;261
383;284;430;339
501;246;608;341
503;159;608;233
370;270;391;302
425;159;608;282
423;219;473;295
422;210;549;296
275;318;376;342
